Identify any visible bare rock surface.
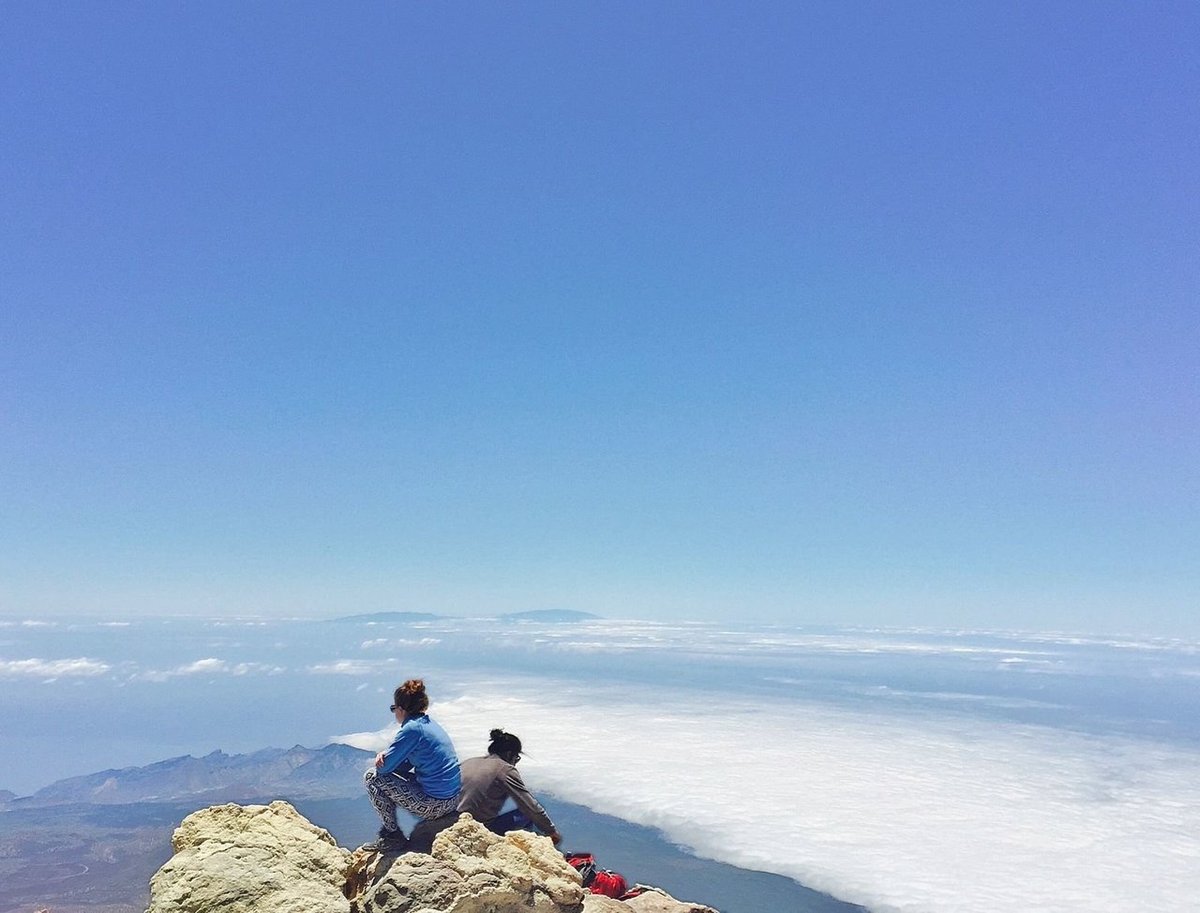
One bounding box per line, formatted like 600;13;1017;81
349;815;584;913
145;801;717;913
581;896;631;913
623;887;720;913
581;888;718;913
146;800;351;913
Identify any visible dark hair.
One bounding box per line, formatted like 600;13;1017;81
488;728;522;762
392;679;429;715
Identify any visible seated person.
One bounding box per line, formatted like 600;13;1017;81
364;678;461;851
457;728;561;845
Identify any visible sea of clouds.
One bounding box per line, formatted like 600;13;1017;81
3;614;1198;913
338;672;1200;913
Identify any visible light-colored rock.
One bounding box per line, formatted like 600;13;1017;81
351;814;586;913
581;886;719;913
581;895;630;912
623;887;719;913
145;802;717;913
146;800;351;913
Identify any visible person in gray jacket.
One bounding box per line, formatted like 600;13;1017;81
457;729;562;845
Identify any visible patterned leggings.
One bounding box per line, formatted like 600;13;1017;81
364;769;459;831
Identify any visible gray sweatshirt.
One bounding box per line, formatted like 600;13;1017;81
456;754;557;835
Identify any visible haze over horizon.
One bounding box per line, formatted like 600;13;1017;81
2;3;1196;636
3;614;1197;913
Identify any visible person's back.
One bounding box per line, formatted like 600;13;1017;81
458;754;525;820
388;713;460;798
363;678;462;853
457;729;560;844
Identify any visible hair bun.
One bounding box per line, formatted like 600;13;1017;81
490;728;505;740
393;679;430;715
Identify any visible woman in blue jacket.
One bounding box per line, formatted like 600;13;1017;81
364;678;461;851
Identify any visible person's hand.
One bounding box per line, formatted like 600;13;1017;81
374;752;386;769
549;830;562;846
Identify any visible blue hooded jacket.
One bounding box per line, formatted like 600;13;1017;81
379;713;461;799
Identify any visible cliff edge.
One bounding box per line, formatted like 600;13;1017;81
144;801;717;913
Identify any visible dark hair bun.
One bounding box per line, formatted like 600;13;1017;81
488;729;522;758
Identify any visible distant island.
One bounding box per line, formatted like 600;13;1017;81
499;609;601;623
330;609;602;624
329;611;443;623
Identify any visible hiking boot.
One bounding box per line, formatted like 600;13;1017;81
364;827;409;854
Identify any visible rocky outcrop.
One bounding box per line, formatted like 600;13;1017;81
145;801;717;913
146;801;352;913
346;816;584;912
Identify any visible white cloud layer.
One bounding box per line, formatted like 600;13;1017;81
360;638;442;650
135;657;285;681
307;659;396;676
178;658;228;675
335;677;1200;913
0;657;110;678
333;728;392;753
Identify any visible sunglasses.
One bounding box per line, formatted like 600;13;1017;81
389;704;400;712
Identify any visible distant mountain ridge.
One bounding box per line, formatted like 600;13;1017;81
18;743;372;807
499;610;600;623
330;609;602;623
329;611;443;623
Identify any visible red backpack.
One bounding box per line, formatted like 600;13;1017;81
564;851;629;898
564;852;597;887
589;869;628;898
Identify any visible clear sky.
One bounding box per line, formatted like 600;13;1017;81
1;3;1196;634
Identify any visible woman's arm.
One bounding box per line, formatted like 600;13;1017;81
377;724;420;775
503;767;560;842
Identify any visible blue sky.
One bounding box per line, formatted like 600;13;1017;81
2;3;1196;633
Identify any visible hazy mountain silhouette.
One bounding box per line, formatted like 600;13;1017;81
19;743;371;807
499;610;601;623
328;609;601;624
329;611;444;623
